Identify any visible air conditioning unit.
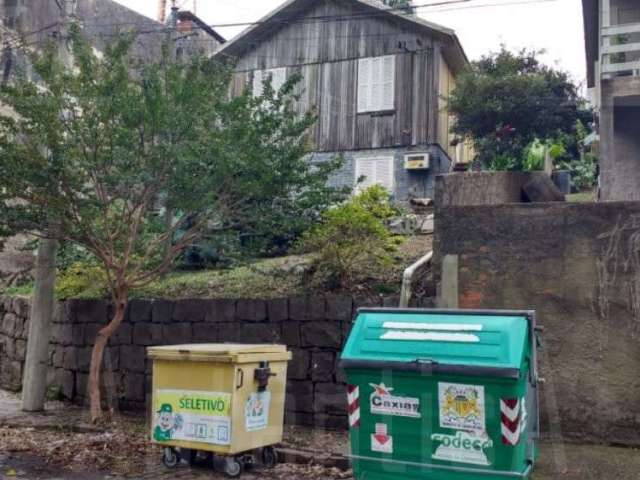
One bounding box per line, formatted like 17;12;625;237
404;152;430;170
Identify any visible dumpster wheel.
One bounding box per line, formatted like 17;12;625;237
261;446;278;468
162;447;180;469
222;456;243;478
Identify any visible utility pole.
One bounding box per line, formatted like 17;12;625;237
21;0;75;412
161;0;179;265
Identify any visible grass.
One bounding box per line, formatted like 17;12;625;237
2;236;432;300
3;284;33;297
566;189;597;203
4;256;309;300
131;256;309;300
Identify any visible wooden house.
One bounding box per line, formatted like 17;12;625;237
216;0;470;201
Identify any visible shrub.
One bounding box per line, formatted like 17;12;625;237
352;184;401;221
55;262;109;299
300;186;399;290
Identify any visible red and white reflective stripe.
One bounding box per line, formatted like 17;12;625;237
347;385;360;428
501;398;526;446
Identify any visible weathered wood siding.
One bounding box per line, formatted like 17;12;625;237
437;52;474;164
438;52;455;160
229;0;452;153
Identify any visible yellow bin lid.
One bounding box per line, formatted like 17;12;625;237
147;343;291;363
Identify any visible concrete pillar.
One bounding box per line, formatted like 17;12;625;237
599;83;616;201
22;239;58;411
438;254;459;309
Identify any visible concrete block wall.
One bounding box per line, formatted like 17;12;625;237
0;294;431;429
434;171;554;208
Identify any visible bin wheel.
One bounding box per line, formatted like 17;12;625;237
262;446;278;468
223;456;243;478
162;447;180;469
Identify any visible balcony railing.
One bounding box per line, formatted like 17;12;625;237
601;22;640;76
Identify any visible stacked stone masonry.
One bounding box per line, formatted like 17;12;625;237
0;295;431;430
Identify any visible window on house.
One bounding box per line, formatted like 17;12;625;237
252;67;287;97
355;157;395;193
357;55;396;113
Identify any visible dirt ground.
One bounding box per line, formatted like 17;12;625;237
3;438;640;479
2;423;640;479
1;391;640;479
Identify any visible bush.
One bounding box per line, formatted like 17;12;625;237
55;262;109;299
299;186;399;290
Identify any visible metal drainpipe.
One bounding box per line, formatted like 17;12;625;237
399;251;433;308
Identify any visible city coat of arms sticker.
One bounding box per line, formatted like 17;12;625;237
438;382;485;432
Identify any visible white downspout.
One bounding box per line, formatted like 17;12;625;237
399;251;433;308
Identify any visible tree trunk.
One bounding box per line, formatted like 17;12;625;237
21;238;58;411
88;288;128;423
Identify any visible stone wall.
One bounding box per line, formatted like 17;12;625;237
0;297;30;391
434;200;640;446
0;295;418;430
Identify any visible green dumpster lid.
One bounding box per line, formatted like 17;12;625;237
341;309;532;378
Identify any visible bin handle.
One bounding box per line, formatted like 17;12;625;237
414;358;438;365
236;369;244;389
412;358;439;373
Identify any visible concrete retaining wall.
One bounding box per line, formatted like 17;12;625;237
434;200;640;446
434;171;552;206
0;295;429;430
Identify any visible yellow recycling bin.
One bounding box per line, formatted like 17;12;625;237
147;343;291;477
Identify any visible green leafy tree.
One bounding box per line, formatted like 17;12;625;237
448;47;591;170
0;27;342;421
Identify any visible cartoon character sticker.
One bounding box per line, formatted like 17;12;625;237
153;389;232;445
245;391;271;432
154;403;182;442
438;382;485;433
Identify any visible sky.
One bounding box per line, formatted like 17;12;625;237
114;0;587;89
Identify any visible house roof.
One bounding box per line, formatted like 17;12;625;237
215;0;469;74
582;0;598;88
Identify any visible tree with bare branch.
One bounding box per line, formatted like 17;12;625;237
0;26;342;422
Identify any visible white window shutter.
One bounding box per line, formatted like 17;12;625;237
271;67;287;93
381;55;395;110
357;56;395;112
355;157;394;193
371;57;383;111
355;158;376;191
358;58;371;113
252;70;264;97
375;157;394;192
253;68;286;97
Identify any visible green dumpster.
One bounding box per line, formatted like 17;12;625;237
340;308;540;480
